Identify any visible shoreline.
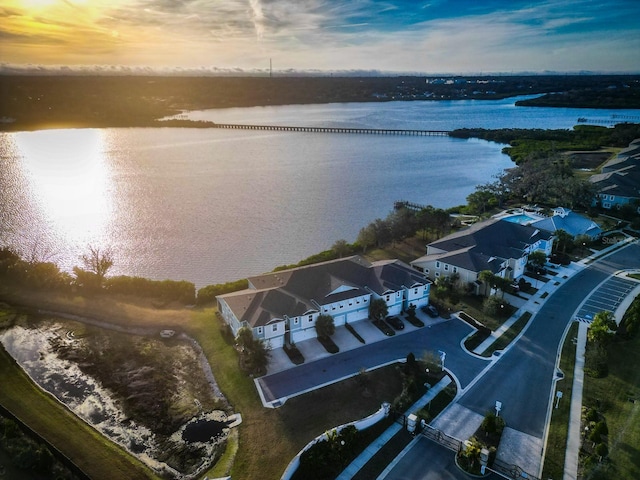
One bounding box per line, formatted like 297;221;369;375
3;74;639;132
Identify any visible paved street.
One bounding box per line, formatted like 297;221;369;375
260;241;640;479
386;242;640;479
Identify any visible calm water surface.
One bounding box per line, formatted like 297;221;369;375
2;96;638;287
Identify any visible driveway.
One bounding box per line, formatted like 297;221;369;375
256;318;489;406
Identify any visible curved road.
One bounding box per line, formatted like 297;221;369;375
458;244;639;437
384;243;640;479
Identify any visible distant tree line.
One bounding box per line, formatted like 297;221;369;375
453;123;640;215
515;83;640;109
450;124;640;164
4;74;639;131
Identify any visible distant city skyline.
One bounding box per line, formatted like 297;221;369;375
2;0;639;74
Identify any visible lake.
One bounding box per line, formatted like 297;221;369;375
1;96;638;287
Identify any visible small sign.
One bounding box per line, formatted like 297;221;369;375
555;391;563;409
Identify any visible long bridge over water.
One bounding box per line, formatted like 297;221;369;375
209;122;451;137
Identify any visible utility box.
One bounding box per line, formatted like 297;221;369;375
480;448;490;466
406;414;418;433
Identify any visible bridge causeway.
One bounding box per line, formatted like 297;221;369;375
210;122;450;137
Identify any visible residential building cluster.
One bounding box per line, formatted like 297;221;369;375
218;140;640;349
590;138;640;211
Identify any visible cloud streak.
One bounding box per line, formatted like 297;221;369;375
0;0;638;73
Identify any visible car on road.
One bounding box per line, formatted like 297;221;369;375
385;316;405;330
421;304;439;318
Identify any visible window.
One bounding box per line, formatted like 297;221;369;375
414;288;419;294
349;301;353;306
293;318;299;325
435;272;440;278
308;315;313;321
435;261;441;269
444;264;449;271
453;266;458;273
609;195;615;201
257;327;263;334
386;295;390;302
272;324;278;332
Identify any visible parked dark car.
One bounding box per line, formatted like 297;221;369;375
372;318;395;336
385;316;405;330
422;304;439;318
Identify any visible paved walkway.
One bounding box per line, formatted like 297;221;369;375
563;321;587;480
473;261;585;355
336;376;452;480
563;270;640;480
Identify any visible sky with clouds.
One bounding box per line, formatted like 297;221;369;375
2;0;639;74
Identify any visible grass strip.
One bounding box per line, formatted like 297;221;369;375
542;322;578;480
581;321;640;477
0;343;158;480
482;312;533;357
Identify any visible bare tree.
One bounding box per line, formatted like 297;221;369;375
82;245;114;279
74;245;114;290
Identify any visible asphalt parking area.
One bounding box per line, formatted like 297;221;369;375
576;275;640;323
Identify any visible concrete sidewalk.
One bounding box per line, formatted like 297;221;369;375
563;272;640;480
473;261;585;355
336;376;452;480
563;321;587;480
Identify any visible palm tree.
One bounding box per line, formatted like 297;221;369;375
369;298;388;321
315;314;335;338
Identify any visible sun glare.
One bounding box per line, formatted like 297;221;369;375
14;129;113;247
21;0;58;9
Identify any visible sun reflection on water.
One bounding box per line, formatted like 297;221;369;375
14;129;112;248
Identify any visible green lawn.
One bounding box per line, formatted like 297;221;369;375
542;322;578;480
187;309;407;480
581;329;640;478
0;344;158;480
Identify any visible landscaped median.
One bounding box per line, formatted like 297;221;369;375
463;311;533;357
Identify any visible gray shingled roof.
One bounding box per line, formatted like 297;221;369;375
219;256;429;328
590;166;640;199
414;218;552;275
429;218;552;258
